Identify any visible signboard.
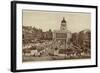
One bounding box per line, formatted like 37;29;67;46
56;33;67;38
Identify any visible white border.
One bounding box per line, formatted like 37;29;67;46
16;3;96;70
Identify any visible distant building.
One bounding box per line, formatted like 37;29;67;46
53;17;72;50
78;30;91;49
22;26;42;44
22;26;53;44
43;30;53;40
71;32;79;45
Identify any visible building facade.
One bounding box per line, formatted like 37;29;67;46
53;18;72;50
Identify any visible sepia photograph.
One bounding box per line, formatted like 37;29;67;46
22;10;91;62
11;1;97;72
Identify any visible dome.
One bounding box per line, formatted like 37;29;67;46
61;17;66;23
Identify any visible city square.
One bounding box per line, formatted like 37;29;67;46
22;17;91;62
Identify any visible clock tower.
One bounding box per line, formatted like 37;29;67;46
60;17;67;31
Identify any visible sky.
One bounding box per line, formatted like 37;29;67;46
23;10;91;33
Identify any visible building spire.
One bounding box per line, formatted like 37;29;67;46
60;17;67;31
61;17;66;23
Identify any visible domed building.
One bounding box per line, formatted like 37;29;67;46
53;17;72;50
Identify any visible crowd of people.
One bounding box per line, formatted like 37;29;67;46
22;39;90;60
